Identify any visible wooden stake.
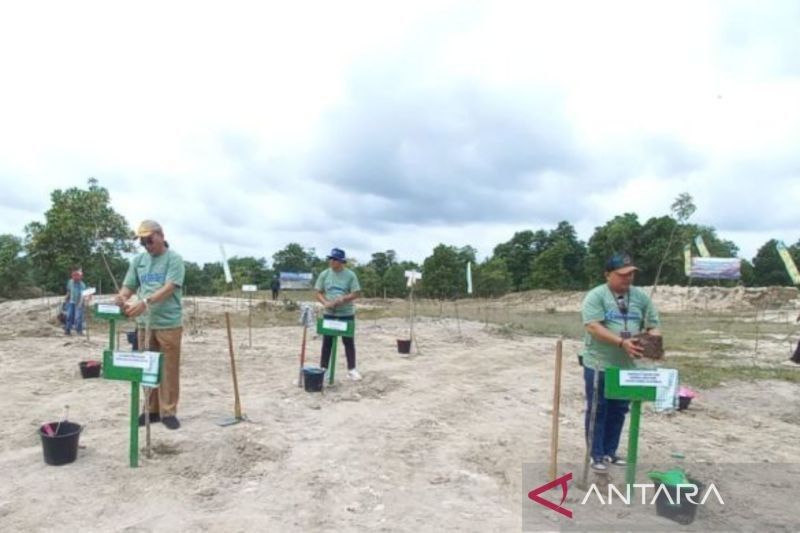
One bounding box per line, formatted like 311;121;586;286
549;339;564;481
225;312;243;420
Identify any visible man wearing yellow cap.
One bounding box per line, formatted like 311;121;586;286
115;220;186;430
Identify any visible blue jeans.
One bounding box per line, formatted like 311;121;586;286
65;302;84;334
584;366;629;462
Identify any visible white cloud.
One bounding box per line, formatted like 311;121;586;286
1;1;798;266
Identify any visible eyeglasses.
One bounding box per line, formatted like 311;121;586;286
140;236;155;246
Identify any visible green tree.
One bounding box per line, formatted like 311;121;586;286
384;261;420;298
0;234;33;298
492;230;550;291
751;239;797;286
421;244;464;299
228;256;271;288
584;213;642;284
651;192;696;291
24;178;134;293
529;241;572;289
272;243;319;273
474;256;511;297
546;221;587;288
354;265;381;298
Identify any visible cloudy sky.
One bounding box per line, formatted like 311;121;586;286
1;1;798;266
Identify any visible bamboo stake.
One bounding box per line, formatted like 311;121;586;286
549;339;564;481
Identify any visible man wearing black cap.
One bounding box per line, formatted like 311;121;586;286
579;252;661;473
315;247;362;380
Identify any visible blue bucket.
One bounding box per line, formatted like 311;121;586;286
302;367;325;392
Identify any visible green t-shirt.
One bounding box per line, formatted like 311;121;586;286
580;284;660;371
66;279;86;304
123;249;185;329
314;267;361;317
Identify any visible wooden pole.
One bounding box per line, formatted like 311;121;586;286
248;292;253;348
549;339;564;481
225;312;243;419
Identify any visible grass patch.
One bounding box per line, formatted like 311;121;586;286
668;355;800;388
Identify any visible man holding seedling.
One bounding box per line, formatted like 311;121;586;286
315;247;363;380
115;220;186;430
580;252;661;473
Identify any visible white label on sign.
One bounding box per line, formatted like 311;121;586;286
242;284;258;292
620;370;666;387
322;319;348;332
113;351;160;370
98;304;122;315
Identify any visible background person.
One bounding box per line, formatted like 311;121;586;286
315;247;362;380
64;269;86;335
579;252;661;473
271;274;281;300
115;220;186;430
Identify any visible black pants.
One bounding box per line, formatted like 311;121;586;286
320;315;356;370
271;290;279;300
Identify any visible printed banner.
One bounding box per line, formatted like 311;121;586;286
690;257;741;280
280;272;313;290
694;235;711;257
466;262;473;295
776;241;800;285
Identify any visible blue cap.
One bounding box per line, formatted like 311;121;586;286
605;252;638;273
327;248;347;263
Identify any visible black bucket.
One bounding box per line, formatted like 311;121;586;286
303;367;325;392
397;339;411;354
39;421;82;466
654;480;702;525
126;331;139;350
678;396;692;411
79;360;102;379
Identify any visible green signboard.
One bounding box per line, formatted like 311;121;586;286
603;366;670;486
315;317;355;384
604;367;659;401
102;350;163;386
316;317;355;337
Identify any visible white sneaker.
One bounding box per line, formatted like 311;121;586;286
347;368;362;381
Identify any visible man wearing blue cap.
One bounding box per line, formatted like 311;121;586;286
579;252;661;473
315;248;363;380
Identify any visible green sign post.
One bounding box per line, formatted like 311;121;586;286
604;366;662;486
94;304;163;468
316;317;355;385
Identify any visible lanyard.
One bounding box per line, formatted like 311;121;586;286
614;291;630;332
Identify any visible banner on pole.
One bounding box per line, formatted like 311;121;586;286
279;272;313;290
220;244;233;283
404;270;422;288
776;241;800;285
694;235;711;257
683;244;692;276
466;262;473;294
690;257;741;280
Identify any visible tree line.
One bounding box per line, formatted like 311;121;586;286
1;180;799;299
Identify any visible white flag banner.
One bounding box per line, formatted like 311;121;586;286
466;262;473;295
220;244;233;284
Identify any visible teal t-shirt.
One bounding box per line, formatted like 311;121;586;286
66;280;86;304
314;267;361;317
123;249;185;329
579;284;660;370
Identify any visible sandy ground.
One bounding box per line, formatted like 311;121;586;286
0;296;799;532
